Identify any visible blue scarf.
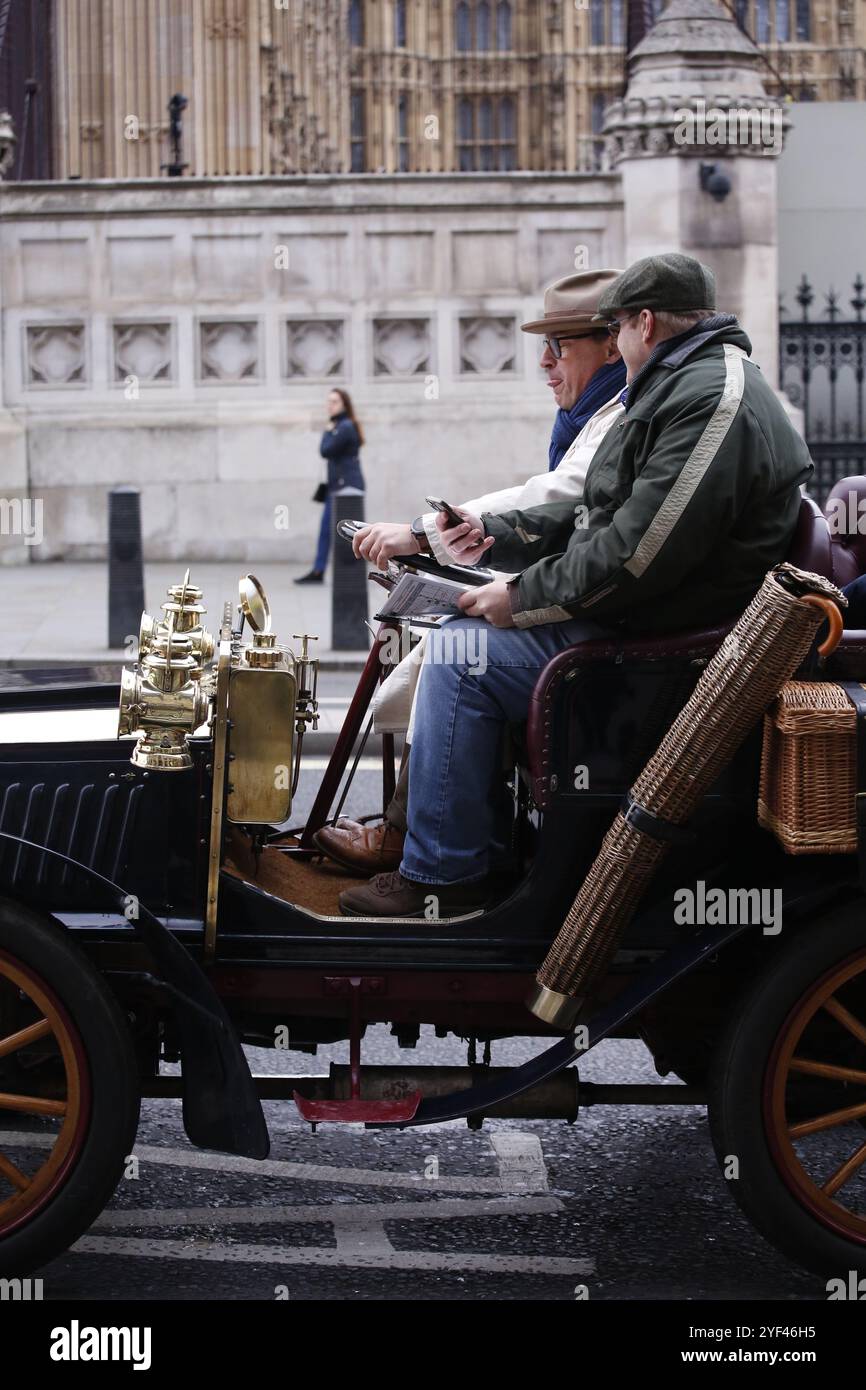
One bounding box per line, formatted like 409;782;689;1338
548;359;628;471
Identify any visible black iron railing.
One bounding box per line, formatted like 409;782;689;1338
780;274;866;503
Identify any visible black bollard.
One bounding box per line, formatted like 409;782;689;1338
331;488;368;650
108;486;145;650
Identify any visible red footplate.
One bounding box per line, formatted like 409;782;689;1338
292;1090;422;1124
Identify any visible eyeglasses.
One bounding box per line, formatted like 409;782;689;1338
543;327;619;358
608;313;640;332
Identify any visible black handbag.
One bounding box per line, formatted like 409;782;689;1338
312;482;328;504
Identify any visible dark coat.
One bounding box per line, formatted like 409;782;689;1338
320;412;364;493
486;319;813;633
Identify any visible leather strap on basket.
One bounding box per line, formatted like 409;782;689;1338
620;792;696;846
840;681;866;887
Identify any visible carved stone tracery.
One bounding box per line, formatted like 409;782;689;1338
26;324;87;386
459;315;517;373
372;319;431;376
199;321;260;382
284;320;345;378
114;323;173;383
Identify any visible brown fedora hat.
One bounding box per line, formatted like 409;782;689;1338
521;269;624;336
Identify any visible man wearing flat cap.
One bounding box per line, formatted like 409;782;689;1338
315;270;627;877
340;252;814;917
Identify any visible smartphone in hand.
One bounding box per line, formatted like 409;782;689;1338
425;496;465;529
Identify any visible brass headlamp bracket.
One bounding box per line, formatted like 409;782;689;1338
117;570;320;960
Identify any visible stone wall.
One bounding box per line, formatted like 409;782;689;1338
0;172;624;563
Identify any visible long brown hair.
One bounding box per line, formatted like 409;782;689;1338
332;387;364;446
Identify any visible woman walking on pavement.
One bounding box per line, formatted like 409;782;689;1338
295;388;366;584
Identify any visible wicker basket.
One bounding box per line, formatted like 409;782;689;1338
758;681;857;854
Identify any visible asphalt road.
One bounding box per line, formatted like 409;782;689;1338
40;1034;826;1304
32;764;828;1304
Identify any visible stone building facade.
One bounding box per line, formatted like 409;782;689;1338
0;0;834;565
0;172;624;562
0;1;862;183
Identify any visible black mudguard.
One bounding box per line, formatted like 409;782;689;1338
0;832;270;1160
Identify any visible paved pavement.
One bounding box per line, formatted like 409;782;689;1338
0;559;373;668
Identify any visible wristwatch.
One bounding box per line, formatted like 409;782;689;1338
410;516;431;553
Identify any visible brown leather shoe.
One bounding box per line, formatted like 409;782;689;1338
313;818;405;875
339;870;490;918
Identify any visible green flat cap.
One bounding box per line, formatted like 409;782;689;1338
594;253;716;319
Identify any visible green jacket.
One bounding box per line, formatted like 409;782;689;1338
484;319;813;634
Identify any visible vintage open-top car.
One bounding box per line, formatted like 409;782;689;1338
2;479;866;1280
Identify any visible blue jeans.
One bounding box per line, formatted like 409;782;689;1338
400;614;612;885
314;496;333;573
843;574;866;628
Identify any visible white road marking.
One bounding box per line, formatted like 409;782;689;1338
73;1233;592;1275
127;1141;511;1193
94;1195;562;1229
333;1222;394;1256
490;1132;550;1195
3;1131;591;1277
0;1132;504;1191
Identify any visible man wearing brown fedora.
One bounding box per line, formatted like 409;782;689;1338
314;270;626;876
353;269;626;571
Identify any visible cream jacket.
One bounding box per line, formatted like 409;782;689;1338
371;392;625;738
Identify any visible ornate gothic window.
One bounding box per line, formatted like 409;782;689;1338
349;0;364;46
477;0;491;49
397;93;410;171
732;0;806;40
457;94;516;170
795;0;810;39
590;0;605;45
591;0;626;43
395;0;407;48
500;94;515;148
351;91;366;172
610;0;624;44
455;1;510;52
478;96;493;143
496;1;512;50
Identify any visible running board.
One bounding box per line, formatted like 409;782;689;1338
368;917;752;1128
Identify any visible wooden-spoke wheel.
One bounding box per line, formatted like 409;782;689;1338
0;900;140;1274
764;951;866;1245
0;950;90;1239
709;905;866;1276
